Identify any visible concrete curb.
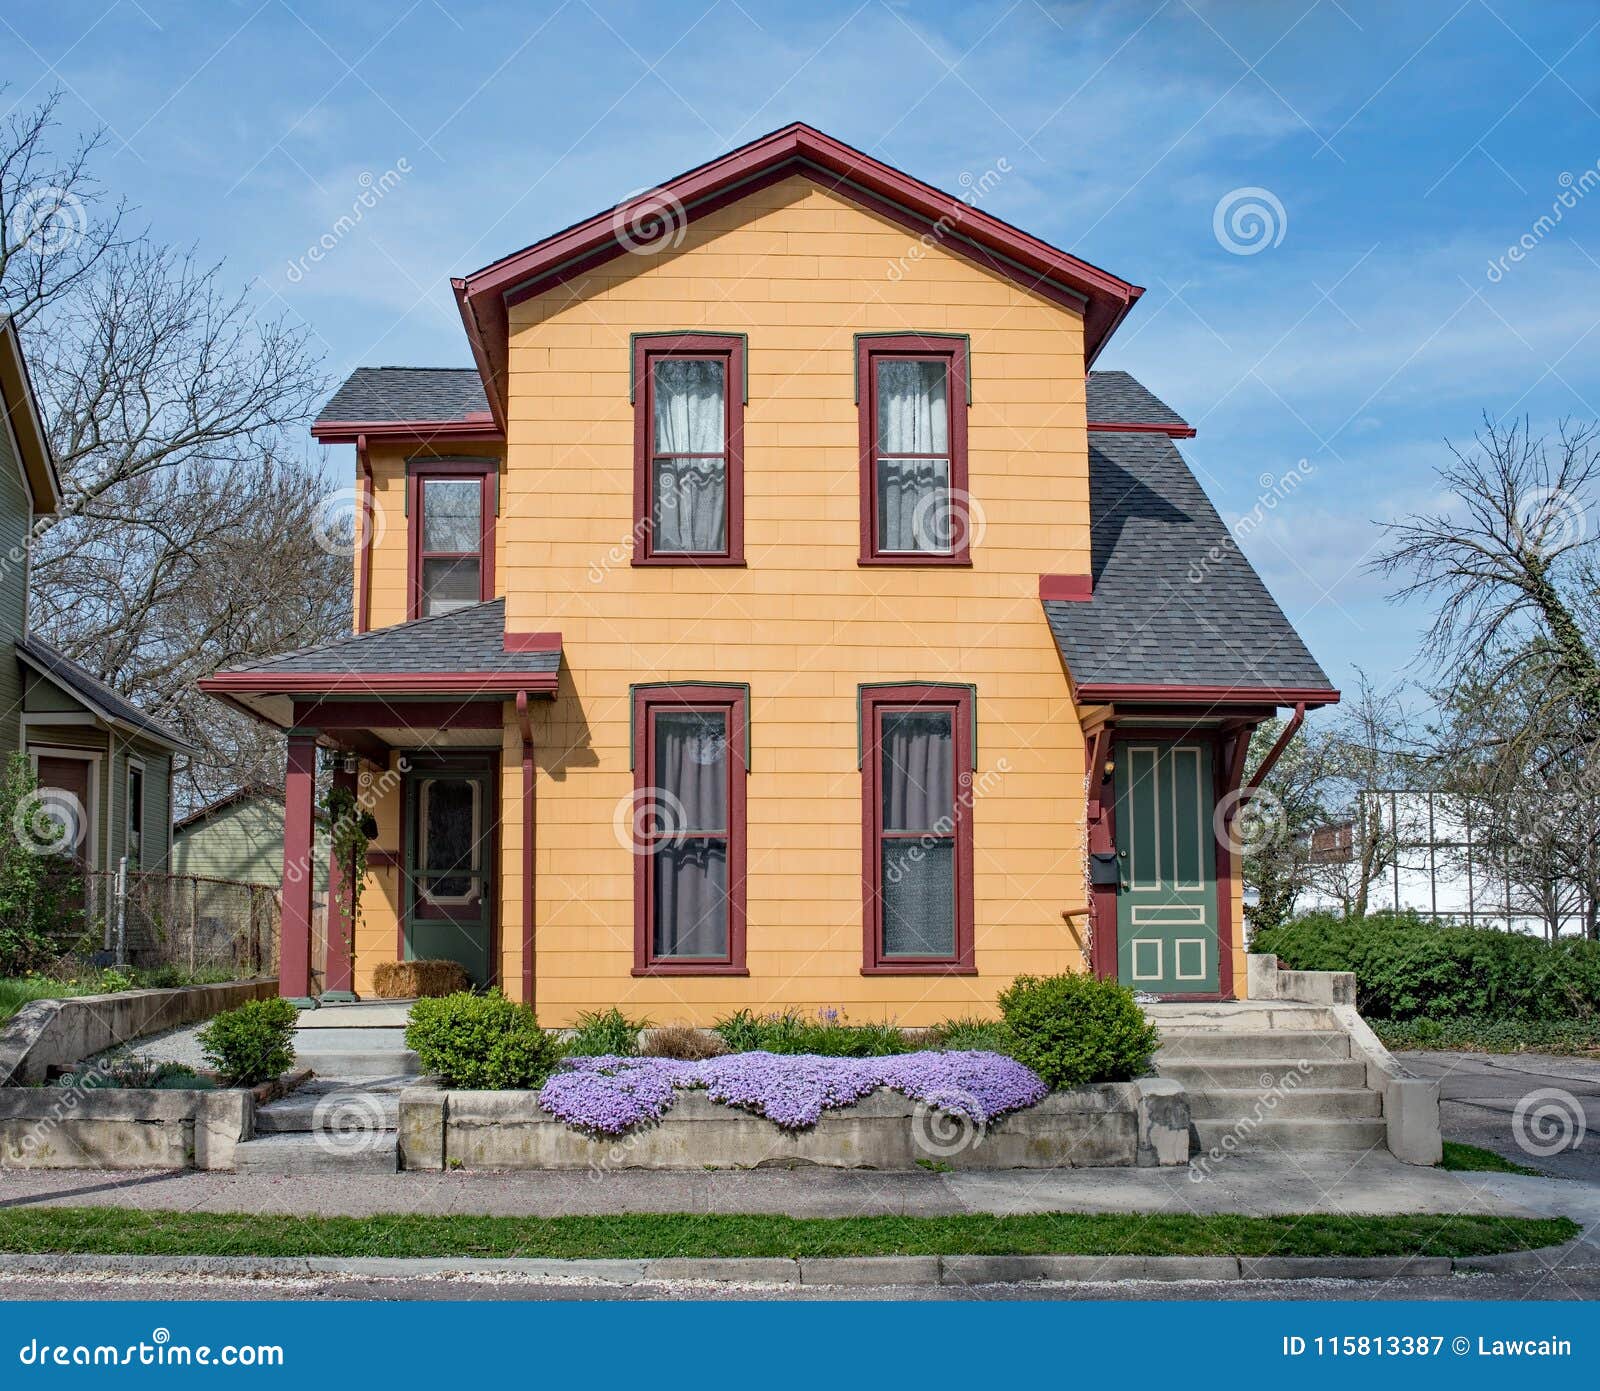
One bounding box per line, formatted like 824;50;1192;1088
0;1245;1584;1286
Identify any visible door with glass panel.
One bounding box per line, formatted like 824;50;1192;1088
403;766;493;987
1112;741;1219;994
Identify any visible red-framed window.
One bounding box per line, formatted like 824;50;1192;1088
857;335;971;565
631;684;749;975
633;333;745;566
860;684;976;974
407;459;497;619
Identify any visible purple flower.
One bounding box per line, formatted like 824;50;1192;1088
536;1049;1046;1136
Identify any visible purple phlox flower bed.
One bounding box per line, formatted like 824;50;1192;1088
536;1050;1047;1136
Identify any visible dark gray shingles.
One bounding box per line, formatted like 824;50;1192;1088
17;637;191;748
1086;370;1190;429
216;600;559;679
1044;433;1333;691
316;368;490;425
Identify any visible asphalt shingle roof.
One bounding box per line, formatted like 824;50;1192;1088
1044;431;1334;693
215;599;558;678
17;637;191;749
316;368;491;426
1085;370;1190;429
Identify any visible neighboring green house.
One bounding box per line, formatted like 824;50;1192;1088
172;788;329;893
1;316;190;877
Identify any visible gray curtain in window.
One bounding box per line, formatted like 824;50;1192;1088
880;711;956;956
652;711;730;958
876;360;950;553
652;359;727;553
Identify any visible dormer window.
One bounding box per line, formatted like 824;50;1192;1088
408;460;496;619
633;333;745;565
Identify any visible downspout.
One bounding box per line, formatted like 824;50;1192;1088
356;433;373;634
516;690;536;1014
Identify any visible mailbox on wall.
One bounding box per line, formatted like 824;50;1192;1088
1089;851;1120;886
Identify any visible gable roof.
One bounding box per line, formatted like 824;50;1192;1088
0;318;61;512
314;367;492;439
17;636;192;750
452;123;1143;431
1043;428;1336;705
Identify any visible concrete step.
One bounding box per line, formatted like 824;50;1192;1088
254;1085;401;1135
1185;1087;1382;1121
231;1132;399;1175
1145;1003;1338;1032
291;1027;410;1050
1156;1030;1351;1061
1192;1117;1387;1153
1156;1058;1368;1090
294;1051;421;1080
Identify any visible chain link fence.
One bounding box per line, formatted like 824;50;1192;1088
80;870;288;978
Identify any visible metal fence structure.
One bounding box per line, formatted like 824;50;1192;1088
80;869;293;978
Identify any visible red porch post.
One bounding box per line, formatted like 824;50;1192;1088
279;731;318;1007
323;759;358;1001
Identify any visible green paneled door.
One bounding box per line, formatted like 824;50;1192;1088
1113;741;1219;994
403;768;493;988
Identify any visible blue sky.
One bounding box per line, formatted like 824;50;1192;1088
7;0;1600;705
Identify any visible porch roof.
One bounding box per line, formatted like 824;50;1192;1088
198;598;561;728
1044;429;1338;710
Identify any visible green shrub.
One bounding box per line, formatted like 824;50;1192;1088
1374;1014;1600;1055
1253;911;1600;1021
711;1007;911;1056
196;997;298;1086
927;1016;1012;1052
405;990;562;1089
997;973;1160;1088
564;1006;648;1057
0;754;82;977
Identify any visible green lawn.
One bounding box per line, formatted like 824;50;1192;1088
0;1208;1575;1260
1438;1141;1545;1176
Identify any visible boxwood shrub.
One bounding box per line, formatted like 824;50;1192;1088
405;990;562;1089
1253;911;1600;1021
997;972;1160;1088
196;997;298;1086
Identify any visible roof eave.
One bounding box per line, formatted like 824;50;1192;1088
1074;681;1341;709
0;319;62;513
310;417;505;445
198;670;560;699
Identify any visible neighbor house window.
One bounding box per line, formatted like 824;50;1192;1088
633;334;745;565
860;684;975;973
857;335;970;563
632;685;748;974
126;760;145;870
409;461;496;618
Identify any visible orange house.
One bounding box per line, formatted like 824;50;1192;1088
202;125;1337;1022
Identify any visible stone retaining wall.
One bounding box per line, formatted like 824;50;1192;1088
0;978;276;1086
0;1087;253;1170
399;1078;1189;1171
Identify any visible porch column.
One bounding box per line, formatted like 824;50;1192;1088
322;759;358;1001
279;731;318;1007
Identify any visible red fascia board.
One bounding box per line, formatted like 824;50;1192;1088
1086;420;1197;439
1076;682;1340;707
1039;574;1093;601
311;418;506;445
503;631;562;653
199;670;559;697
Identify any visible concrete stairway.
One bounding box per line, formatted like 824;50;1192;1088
231;1005;417;1175
1151;1002;1387;1155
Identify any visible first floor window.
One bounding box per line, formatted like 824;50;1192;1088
126;761;145;870
633;685;747;973
862;684;975;972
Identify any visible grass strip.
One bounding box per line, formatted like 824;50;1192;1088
0;1208;1575;1260
1438;1141;1545;1176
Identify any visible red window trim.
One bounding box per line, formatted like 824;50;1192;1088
857;334;971;566
860;683;976;975
406;458;497;620
631;684;749;976
632;333;746;567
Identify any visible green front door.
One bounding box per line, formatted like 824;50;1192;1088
1113;741;1219;994
403;767;493;988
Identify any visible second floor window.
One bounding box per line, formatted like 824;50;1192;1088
858;335;971;564
634;334;745;565
410;463;495;619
